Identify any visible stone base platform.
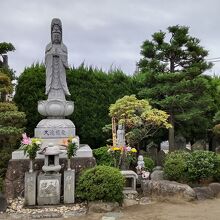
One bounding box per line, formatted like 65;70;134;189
4;157;96;199
12;144;93;159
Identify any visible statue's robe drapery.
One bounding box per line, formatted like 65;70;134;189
45;42;70;100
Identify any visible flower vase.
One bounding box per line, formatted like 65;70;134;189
29;159;33;173
67;158;71;170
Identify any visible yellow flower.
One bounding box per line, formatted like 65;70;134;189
131;148;137;153
113;147;121;151
31;138;41;145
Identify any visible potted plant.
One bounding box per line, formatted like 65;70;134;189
21;133;41;172
66;137;77;170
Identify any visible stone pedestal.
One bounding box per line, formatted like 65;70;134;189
12;144;93;160
64;170;75;203
24;172;37;206
37;173;61;205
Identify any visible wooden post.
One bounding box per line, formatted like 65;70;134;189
112;117;117;147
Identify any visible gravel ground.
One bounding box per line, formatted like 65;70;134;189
2;198;220;220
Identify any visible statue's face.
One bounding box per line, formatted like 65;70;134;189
52;24;62;44
52;32;61;44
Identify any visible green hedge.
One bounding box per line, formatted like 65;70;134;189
187;151;217;182
164;150;220;183
164;151;190;182
14;64;138;148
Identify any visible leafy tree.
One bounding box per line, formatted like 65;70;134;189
0;42;16;101
0;43;26;191
0;73;13;101
0;42;15;80
0;42;15;55
137;25;213;150
0;102;26;191
109;95;171;148
211;76;220;125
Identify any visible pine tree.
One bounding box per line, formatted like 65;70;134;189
137;25;213;150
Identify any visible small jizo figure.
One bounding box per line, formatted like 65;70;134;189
136;155;145;174
136;155;150;179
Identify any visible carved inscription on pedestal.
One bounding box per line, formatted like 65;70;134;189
39;179;59;197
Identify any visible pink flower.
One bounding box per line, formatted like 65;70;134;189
126;147;131;152
21;133;31;145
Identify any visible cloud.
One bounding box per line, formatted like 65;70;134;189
0;0;220;75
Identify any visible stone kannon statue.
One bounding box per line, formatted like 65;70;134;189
45;18;70;100
35;18;75;139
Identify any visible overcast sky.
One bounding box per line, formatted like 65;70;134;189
1;0;220;76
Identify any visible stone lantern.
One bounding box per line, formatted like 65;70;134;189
42;143;62;173
37;143;62;205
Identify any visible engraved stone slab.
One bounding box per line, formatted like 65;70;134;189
64;170;75;204
37;173;61;205
35;127;75;138
35;119;75;138
25;172;37;206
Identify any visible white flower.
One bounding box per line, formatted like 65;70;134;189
72;138;78;144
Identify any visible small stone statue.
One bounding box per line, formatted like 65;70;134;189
45;18;70;100
136;155;145;174
116;124;126;147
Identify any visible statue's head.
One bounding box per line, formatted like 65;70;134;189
138;155;144;161
118;124;124;130
51;18;62;44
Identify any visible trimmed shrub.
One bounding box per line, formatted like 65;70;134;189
187;150;217;182
143;156;155;172
76;165;124;203
164;151;190;182
93;146;113;166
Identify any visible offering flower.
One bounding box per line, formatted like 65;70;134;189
20;134;41;172
21;133;31;145
62;138;68;146
131;148;137;153
108;144;137;170
113;147;121;151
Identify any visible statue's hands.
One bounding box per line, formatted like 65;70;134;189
54;48;59;57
